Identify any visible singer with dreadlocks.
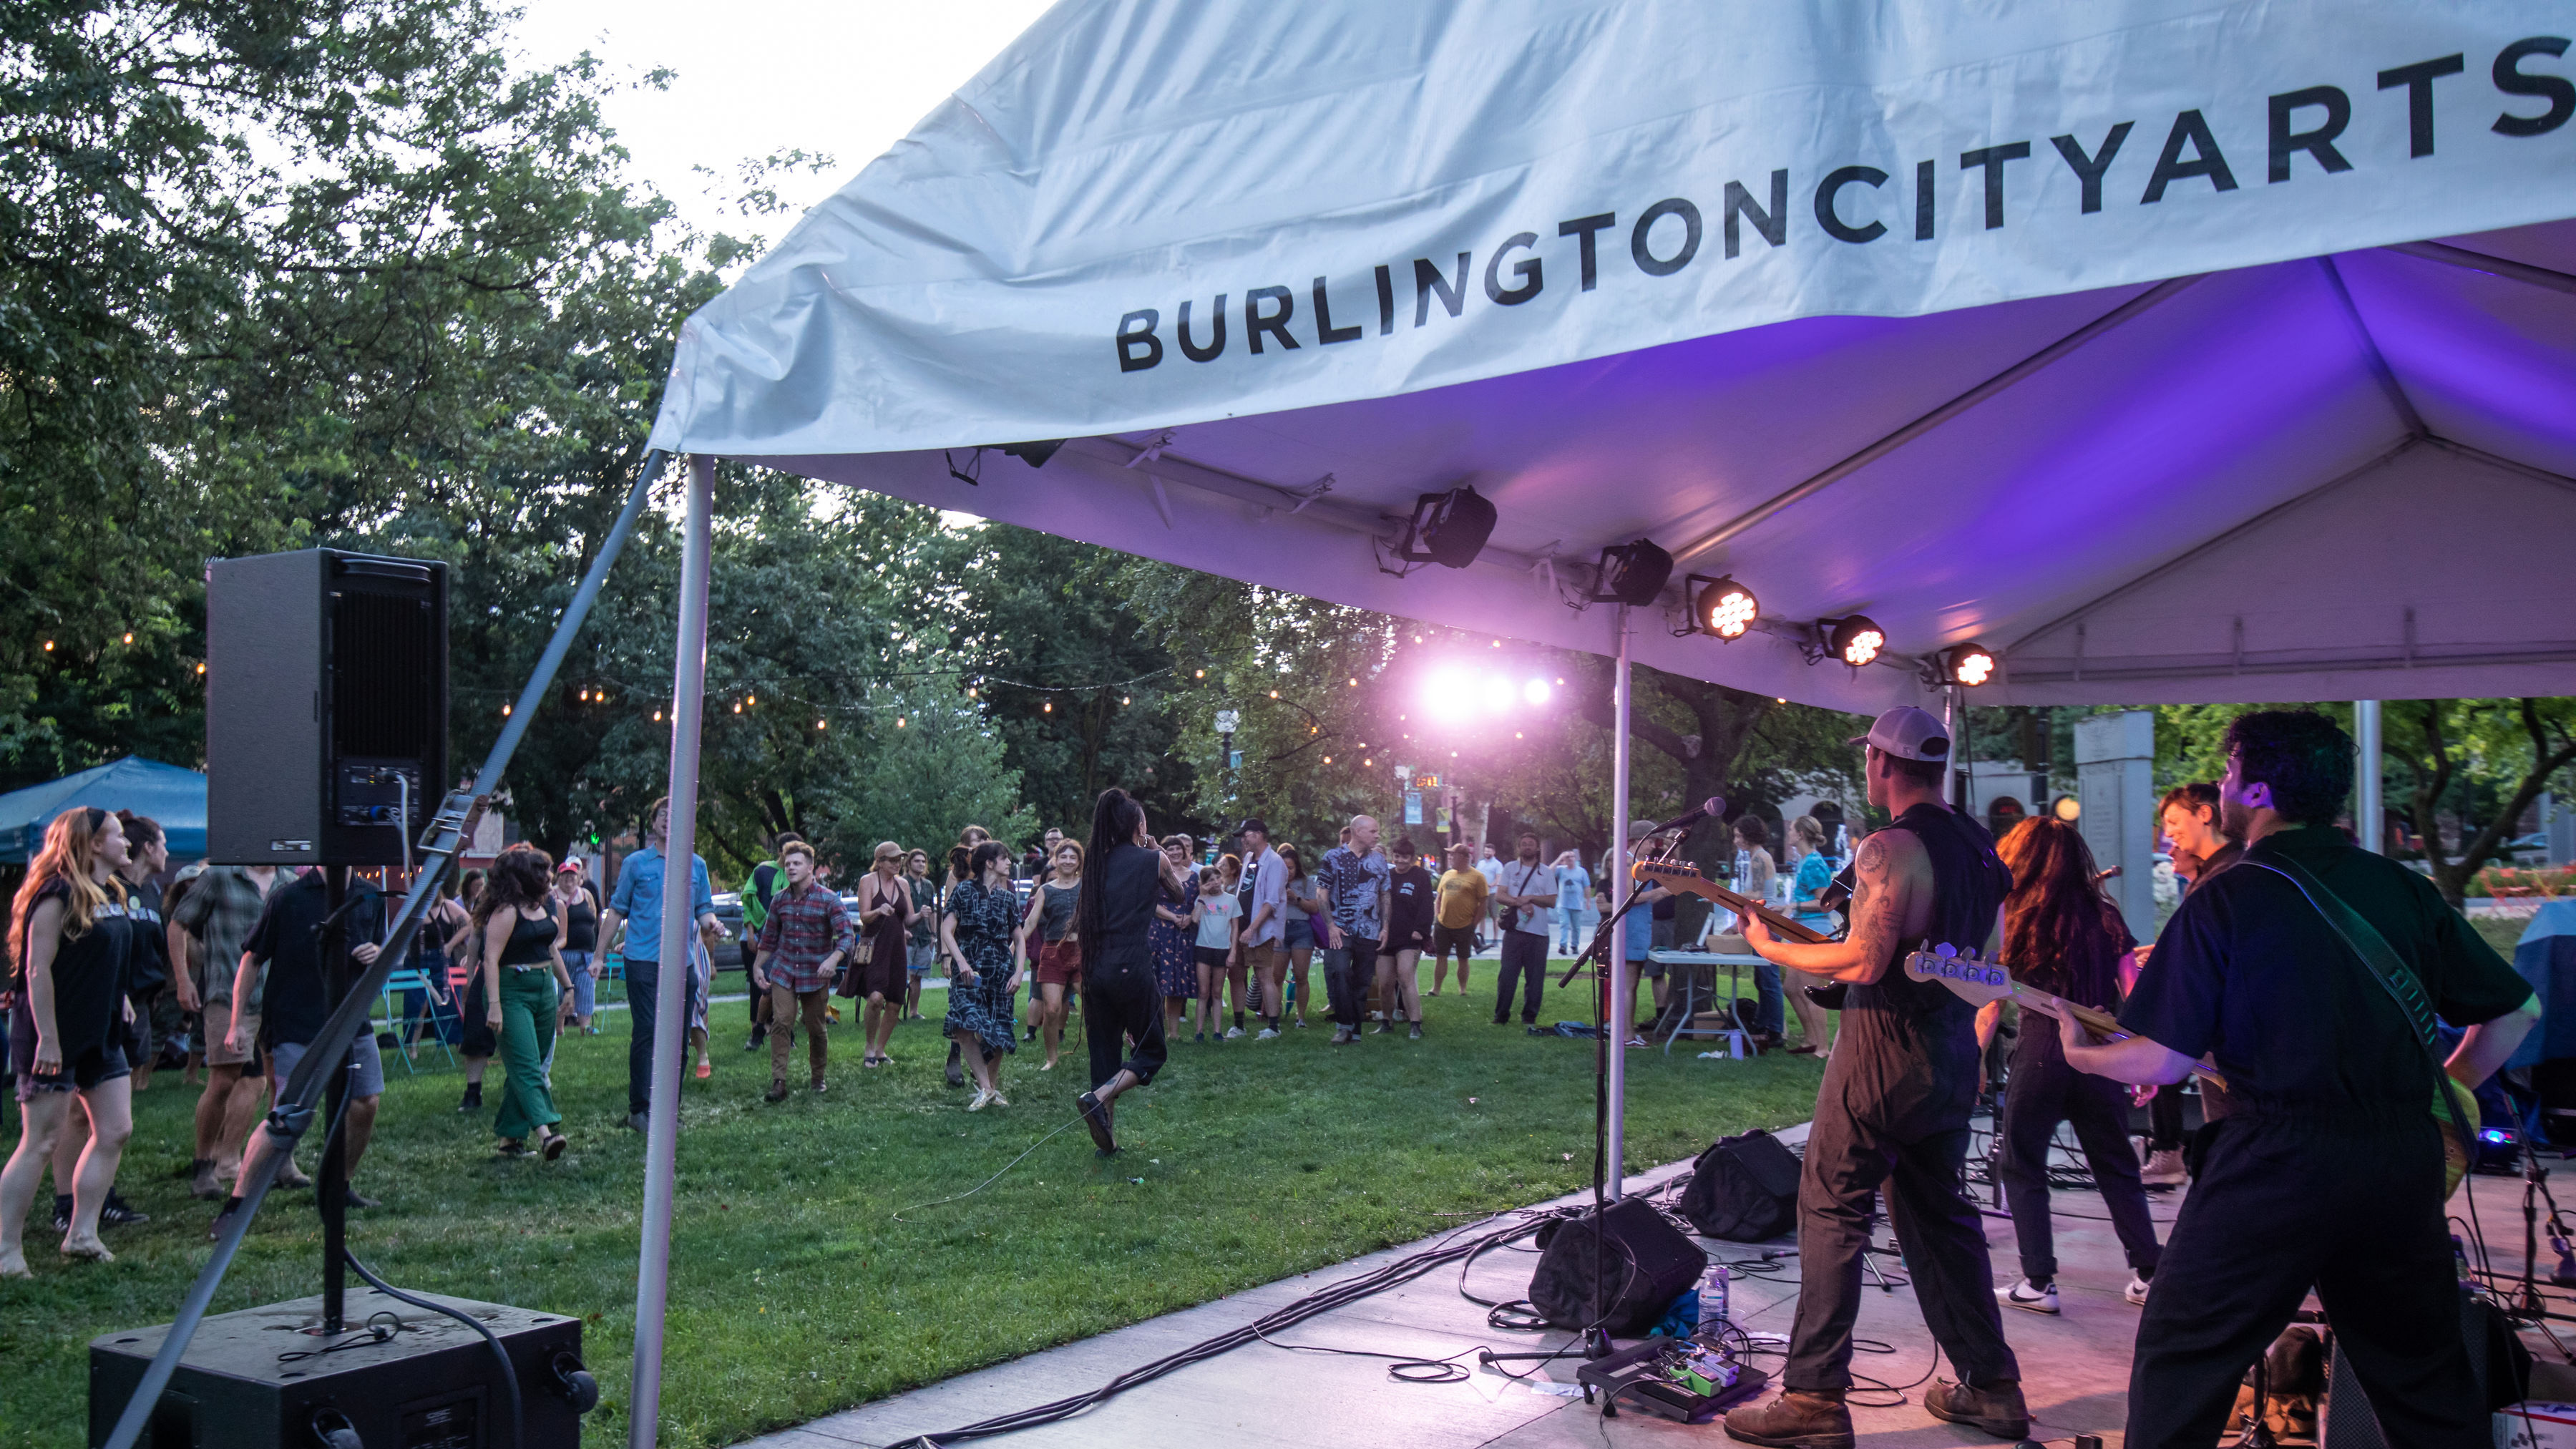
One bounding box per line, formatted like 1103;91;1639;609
1073;789;1185;1156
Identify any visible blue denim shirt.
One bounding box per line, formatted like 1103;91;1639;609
608;847;714;962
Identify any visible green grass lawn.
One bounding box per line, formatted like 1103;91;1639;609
0;967;1824;1449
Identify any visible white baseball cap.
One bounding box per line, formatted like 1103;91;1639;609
1848;706;1951;763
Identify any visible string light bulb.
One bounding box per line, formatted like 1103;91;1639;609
122;633;134;645
1269;689;1279;699
1122;696;1131;706
733;703;743;713
1323;756;1332;764
896;717;907;728
816;719;827;731
501;703;512;716
655;710;663;722
1194;669;1205;678
42;641;53;651
195;662;206;675
1043;701;1052;713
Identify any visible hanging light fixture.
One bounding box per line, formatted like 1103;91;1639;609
1687;575;1760;640
1820;615;1885;668
1939;642;1998;687
1591;539;1674;607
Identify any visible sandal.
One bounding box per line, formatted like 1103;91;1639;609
540;1131;569;1161
60;1237;114;1264
693;1060;712;1080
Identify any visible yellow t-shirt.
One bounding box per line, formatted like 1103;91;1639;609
1435;869;1489;930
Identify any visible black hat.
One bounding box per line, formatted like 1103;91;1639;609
1236;816;1269;837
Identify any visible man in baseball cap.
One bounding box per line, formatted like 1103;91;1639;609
1725;702;2026;1447
1848;705;1951;765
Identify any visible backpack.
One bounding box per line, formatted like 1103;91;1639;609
1679;1129;1802;1242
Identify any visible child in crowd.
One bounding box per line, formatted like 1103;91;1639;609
1191;867;1239;1042
1375;838;1437;1038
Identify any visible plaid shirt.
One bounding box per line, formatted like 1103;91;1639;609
171;864;289;1010
754;879;856;992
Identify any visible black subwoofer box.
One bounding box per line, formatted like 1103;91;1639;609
90;1290;584;1449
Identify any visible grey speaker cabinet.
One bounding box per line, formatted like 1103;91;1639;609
205;550;447;866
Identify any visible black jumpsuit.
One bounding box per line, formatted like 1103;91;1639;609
1080;844;1169;1091
1783;803;2020;1392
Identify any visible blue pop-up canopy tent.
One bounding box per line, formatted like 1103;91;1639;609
0;757;208;864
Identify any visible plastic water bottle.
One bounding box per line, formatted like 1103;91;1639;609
1734;847;1752;887
1697;1262;1730;1337
1833;821;1850;866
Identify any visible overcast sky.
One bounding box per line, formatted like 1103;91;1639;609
507;0;1057;248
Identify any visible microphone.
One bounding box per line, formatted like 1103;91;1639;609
1645;797;1727;835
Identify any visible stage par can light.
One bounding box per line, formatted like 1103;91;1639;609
1592;539;1674;607
1522;676;1551;706
1689;575;1759;640
1396;483;1498;570
1942;641;1997;687
1825;615;1885;668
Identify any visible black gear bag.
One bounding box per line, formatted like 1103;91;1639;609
1679;1129;1800;1242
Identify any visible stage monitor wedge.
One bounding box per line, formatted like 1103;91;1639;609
207;549;448;866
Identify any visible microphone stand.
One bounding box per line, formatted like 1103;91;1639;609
1483;851;1672;1379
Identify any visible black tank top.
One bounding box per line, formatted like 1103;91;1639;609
498;902;558;966
1827;804;2012;1123
1083;844;1162;970
561;891;597;951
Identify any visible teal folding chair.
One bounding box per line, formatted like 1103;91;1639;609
379;967;457;1073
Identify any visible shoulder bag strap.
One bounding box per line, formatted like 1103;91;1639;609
2240;854;2472;1155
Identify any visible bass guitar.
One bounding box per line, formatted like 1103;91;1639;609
1631;861;1831;945
1903;942;2479;1196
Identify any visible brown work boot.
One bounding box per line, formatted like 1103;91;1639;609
1722;1390;1853;1449
1924;1378;2029;1439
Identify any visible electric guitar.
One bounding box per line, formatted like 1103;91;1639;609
1903;943;2480;1196
1632;861;1832;946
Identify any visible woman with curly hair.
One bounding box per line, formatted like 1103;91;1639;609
1;809;140;1274
1981;816;2160;1314
474;845;572;1159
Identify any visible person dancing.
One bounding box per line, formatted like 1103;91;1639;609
1979;817;2161;1314
851;841;916;1069
1149;836;1199;1041
1017;840;1083;1070
475;846;570;1159
940;841;1022;1111
1;809;140;1274
1726;708;2027;1447
1376;838;1436;1038
1072;789;1184;1155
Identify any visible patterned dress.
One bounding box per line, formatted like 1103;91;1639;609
1150;874;1198;999
942;877;1020;1053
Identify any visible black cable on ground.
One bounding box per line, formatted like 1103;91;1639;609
894;1204;1583;1446
890;1111;1089;1221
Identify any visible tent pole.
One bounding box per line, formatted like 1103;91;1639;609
630;454;713;1449
1606;605;1631;1201
2354;700;2384;854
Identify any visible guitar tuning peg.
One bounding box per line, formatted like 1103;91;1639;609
1933;942;1956;958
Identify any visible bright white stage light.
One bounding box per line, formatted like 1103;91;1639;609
1522;677;1551;706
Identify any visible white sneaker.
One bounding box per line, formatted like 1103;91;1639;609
1223;1026;1246;1040
2124;1274;2151;1307
1255;1027;1279;1040
2142;1148;2187;1187
1997;1279;2059;1314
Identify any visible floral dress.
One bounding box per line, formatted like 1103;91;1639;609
942;877;1019;1053
1150;874;1199;1000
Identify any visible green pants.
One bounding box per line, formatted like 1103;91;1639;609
496;967;562;1141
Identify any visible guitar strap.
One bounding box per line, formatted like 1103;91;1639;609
2240;855;2472;1159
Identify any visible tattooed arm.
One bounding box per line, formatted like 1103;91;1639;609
1740;829;1928;984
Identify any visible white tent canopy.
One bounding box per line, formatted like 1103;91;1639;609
650;0;2576;712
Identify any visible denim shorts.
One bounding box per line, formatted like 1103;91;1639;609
14;1041;132;1099
269;1032;387;1099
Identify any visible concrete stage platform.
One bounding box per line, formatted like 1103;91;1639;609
745;1126;2576;1449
